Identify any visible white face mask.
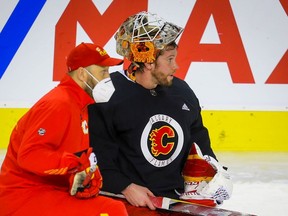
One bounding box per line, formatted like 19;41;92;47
83;69;115;103
92;77;115;103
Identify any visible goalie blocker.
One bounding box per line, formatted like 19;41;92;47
180;143;233;207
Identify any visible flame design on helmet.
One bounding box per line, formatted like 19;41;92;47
115;11;183;63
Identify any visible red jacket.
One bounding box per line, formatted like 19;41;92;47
0;74;94;191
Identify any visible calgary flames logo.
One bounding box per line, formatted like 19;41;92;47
149;126;175;157
141;114;184;167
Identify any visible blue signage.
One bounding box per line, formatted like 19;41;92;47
0;0;46;79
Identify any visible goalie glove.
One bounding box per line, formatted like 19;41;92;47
69;147;103;199
180;143;233;206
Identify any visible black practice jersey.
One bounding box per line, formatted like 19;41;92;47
88;71;216;199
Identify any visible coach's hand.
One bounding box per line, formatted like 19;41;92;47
69;147;102;198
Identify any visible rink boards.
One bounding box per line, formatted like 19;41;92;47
0;108;287;151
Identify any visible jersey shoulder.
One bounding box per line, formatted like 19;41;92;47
110;71;139;99
170;77;198;99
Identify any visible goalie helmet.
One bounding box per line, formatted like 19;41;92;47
115;11;183;63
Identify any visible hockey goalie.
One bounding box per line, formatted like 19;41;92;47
180;143;233;207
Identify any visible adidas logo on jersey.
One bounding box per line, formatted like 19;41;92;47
182;103;190;111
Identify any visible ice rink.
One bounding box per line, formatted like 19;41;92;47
216;152;288;216
1;150;287;216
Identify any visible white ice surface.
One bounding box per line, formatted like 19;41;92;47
1;150;287;216
216;152;288;216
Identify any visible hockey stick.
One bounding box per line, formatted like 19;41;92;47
151;196;257;216
100;191;256;216
99;190;125;199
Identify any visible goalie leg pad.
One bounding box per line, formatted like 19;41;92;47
200;167;233;202
180;143;233;206
180;181;217;207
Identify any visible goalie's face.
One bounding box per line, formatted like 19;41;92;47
151;46;179;87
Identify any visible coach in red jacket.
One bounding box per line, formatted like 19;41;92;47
0;43;127;216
